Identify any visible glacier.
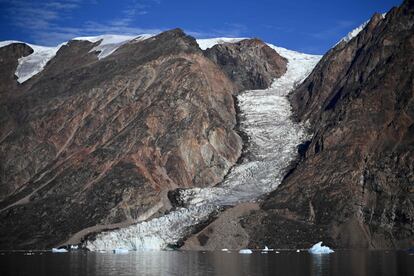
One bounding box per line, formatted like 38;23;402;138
84;44;321;251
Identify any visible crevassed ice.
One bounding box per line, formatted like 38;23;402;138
85;45;321;251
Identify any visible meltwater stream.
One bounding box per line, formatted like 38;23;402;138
85;46;321;251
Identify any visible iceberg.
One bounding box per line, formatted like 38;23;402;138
308;242;334;254
262;246;272;252
239;249;253;254
52;248;68;253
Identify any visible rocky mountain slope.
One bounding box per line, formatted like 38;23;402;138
242;0;414;249
0;30;286;249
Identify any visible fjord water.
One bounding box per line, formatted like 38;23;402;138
1;250;413;276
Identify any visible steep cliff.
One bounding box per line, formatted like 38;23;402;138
0;29;286;249
204;39;287;90
244;0;414;249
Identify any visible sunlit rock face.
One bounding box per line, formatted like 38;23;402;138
0;28;288;249
244;0;414;249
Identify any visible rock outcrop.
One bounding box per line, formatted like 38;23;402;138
243;0;414;249
204;39;287;90
0;29;285;249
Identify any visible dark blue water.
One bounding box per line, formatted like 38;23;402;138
1;250;413;276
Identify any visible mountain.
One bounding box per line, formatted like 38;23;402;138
0;1;412;252
241;0;414;249
0;29;287;249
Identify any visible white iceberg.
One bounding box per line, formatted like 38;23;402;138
308;242;334;254
239;249;253;254
221;248;229;252
113;248;129;254
262;246;273;252
52;248;68;253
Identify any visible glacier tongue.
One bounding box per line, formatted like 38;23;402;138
16;44;64;83
85;46;321;251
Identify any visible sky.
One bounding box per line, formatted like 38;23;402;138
0;0;403;54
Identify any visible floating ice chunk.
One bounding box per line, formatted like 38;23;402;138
308;242;334;254
70;245;78;250
239;249;253;254
262;246;272;252
113;248;129;254
52;248;68;253
221;248;229;252
296;249;301;252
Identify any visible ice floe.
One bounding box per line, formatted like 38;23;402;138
52;248;68;253
308;242;334;254
239;249;253;254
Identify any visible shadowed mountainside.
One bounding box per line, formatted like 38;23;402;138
243;0;414;249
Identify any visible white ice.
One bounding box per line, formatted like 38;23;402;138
0;34;154;83
0;41;64;83
73;34;153;59
113;248;129;254
308;242;334;254
52;248;68;253
196;37;246;50
239;249;253;254
85;43;321;252
262;246;272;252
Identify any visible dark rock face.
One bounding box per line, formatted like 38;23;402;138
0;29;284;249
204;39;287;90
245;0;414;249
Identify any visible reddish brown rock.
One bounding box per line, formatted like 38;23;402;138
204;39;287;90
0;29;243;249
0;28;286;249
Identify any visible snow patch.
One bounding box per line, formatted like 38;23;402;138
73;34;153;59
0;40;65;83
308;242;334;254
16;44;64;83
196;37;246;50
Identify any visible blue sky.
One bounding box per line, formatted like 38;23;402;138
0;0;402;54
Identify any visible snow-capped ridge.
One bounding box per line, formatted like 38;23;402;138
196;37;246;50
337;13;387;46
73;34;154;59
0;40;64;84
